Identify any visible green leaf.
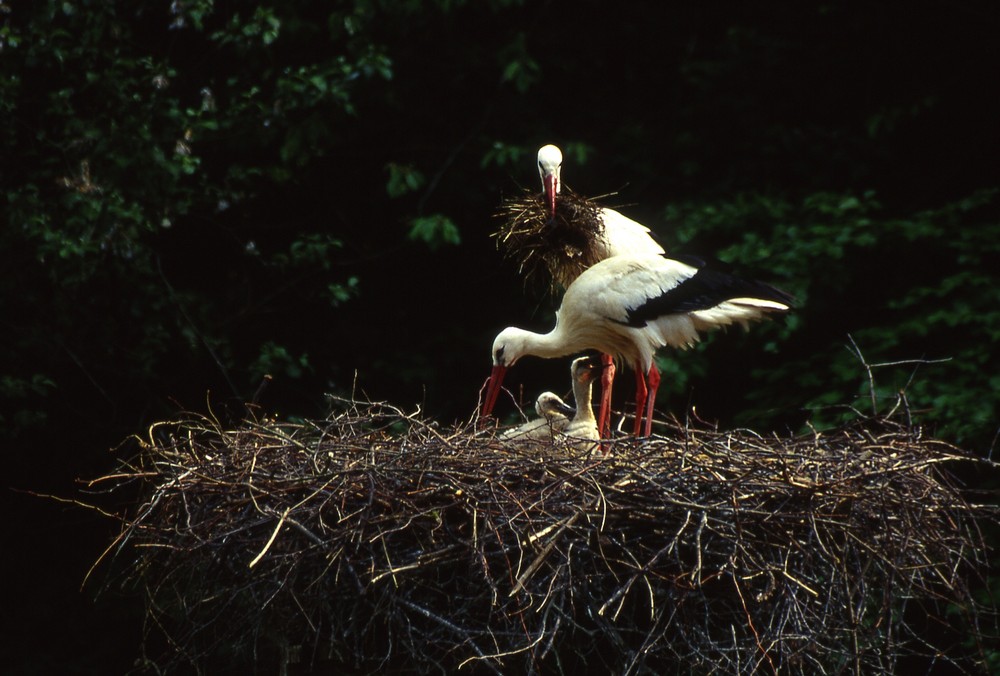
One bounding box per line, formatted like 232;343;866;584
386;163;425;198
498;33;540;94
327;276;360;307
408;214;461;250
251;342;311;381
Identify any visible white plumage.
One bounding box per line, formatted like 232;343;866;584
482;253;793;438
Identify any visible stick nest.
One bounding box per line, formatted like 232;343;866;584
493;188;607;291
90;400;998;674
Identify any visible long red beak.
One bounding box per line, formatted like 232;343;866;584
481;364;508;419
543;174;558;218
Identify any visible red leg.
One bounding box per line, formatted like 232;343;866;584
642;364;661;437
633;368;648;436
598;354;616;443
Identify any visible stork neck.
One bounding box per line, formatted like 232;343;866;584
573;378;595;422
532;324;578;359
519;326;575;361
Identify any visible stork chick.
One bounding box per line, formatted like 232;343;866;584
559;355;602;453
499;392;575;442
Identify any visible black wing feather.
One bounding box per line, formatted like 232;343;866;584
621;260;796;328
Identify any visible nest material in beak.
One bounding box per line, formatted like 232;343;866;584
493;187;607;292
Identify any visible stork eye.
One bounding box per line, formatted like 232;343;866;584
495;346;505;362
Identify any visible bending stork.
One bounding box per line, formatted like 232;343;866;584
482;253;793;438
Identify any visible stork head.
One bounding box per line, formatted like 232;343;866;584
570;355;605;385
537;144;563;217
535;391;575;419
481;327;532;419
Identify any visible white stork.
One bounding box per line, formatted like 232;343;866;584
536;144;667;427
482;253;793;438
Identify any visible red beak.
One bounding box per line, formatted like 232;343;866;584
481;363;508;419
543;174;558;218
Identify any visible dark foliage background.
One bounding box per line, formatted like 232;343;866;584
3;0;998;672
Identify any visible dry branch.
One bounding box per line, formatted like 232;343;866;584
86;398;999;674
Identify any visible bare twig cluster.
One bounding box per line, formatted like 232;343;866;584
88;398;998;674
493;189;607;291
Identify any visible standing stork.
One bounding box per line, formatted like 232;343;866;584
511;144;667;430
481;253;794;438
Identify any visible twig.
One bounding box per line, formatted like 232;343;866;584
248;507;291;568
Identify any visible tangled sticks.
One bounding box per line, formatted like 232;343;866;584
89;399;997;674
493;188;607;292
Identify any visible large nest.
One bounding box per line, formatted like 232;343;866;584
493;188;607;291
88;399;998;674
